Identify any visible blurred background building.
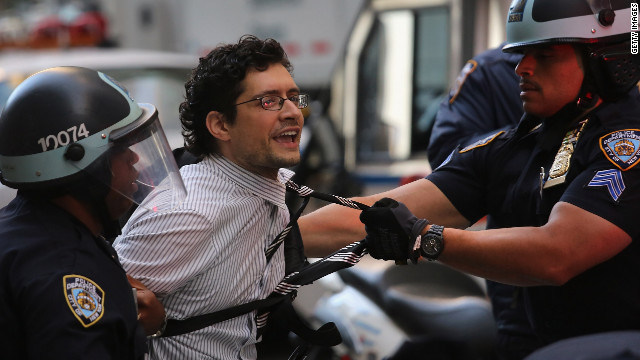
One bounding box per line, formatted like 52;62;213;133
0;0;512;206
0;0;363;90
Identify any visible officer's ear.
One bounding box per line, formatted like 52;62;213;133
205;111;230;141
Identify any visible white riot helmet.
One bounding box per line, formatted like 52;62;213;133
503;0;639;101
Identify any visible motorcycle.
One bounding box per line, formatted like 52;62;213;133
292;256;498;360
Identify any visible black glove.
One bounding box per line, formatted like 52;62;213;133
359;198;429;263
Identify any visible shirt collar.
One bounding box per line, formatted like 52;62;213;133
208;154;294;210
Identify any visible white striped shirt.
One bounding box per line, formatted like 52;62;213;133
114;154;292;360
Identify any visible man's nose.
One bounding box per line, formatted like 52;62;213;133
128;149;140;166
279;98;302;119
515;54;534;77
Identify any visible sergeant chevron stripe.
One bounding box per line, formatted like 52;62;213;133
588;169;626;201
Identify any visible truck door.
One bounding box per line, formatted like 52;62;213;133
332;0;498;194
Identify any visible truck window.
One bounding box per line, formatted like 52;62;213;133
413;7;449;153
354;6;450;163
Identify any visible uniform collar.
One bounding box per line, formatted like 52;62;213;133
590;92;640;130
206;154;293;210
515;102;593;152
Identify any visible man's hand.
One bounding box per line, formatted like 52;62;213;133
127;275;166;336
359;198;429;263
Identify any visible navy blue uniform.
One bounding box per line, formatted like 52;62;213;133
428;45;538;359
428;44;523;169
428;93;640;356
0;194;147;359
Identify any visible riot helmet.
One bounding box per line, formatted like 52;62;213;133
0;66;186;214
503;0;639;102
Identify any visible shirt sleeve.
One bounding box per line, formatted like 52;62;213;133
114;207;221;295
561;161;640;239
427;139;498;224
6;236;144;360
428;50;522;168
20;271;142;359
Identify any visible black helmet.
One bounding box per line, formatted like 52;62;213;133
0;66;185;211
503;0;639;101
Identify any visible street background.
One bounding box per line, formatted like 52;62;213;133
0;0;510;202
0;1;510;358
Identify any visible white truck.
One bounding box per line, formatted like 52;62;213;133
100;0;365;92
329;0;512;194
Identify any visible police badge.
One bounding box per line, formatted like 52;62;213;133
599;129;640;171
543;120;588;189
63;275;105;328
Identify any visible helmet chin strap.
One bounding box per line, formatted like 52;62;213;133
535;80;600;152
575;60;601;112
100;210;123;241
576;88;600;111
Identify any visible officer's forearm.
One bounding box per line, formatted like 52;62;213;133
437;202;631;286
299;200;369;258
300;178;469;258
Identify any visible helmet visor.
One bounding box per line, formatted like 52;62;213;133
107;115;186;213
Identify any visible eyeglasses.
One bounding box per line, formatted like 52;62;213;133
235;94;309;111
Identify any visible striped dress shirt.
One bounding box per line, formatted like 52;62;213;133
114;154;292;360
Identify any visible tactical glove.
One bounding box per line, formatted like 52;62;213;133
359;198;429;263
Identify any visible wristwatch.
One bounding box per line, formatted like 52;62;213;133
420;224;445;261
148;312;168;338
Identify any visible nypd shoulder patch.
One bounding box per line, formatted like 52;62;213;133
63;275;105;328
449;59;478;105
599;129;640;171
459;131;505;153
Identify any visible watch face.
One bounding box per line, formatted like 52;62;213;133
422;237;440;255
420;224;444;260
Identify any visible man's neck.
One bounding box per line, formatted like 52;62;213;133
215;153;280;181
51;195;102;236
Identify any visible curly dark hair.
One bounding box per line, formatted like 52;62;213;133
179;34;293;157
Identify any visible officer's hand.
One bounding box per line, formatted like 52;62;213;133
359;198;429;263
128;275;166;336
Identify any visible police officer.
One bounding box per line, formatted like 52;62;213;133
428;43;523;169
428;43;539;359
299;1;640;358
0;67;186;359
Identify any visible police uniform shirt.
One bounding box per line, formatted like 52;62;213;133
114;154;290;360
428;44;524;169
428;93;640;346
427;44;537;359
0;195;147;359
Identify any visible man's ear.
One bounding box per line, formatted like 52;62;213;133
205;111;231;141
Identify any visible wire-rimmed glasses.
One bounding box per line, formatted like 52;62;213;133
235;94;309;111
